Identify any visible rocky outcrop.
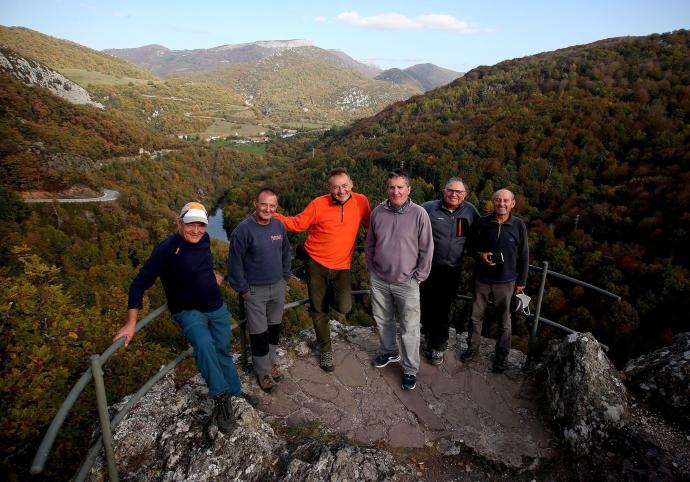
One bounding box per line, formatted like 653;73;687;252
541;332;690;481
623;332;690;429
88;372;413;481
0;48;104;109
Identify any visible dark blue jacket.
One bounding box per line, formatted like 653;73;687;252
227;216;291;294
471;213;529;286
422;200;480;268
127;233;223;314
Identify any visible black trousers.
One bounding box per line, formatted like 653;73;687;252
420;264;463;350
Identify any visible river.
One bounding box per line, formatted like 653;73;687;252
206;207;228;242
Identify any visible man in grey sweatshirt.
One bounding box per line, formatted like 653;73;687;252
365;170;434;391
228;188;291;393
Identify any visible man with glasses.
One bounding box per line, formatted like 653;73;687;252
115;202;249;434
420;177;480;365
273;168;370;372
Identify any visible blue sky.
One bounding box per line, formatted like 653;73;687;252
1;0;689;72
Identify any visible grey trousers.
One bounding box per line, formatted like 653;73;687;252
245;279;286;375
369;274;421;376
468;280;515;358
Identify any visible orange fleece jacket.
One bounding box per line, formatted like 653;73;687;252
273;192;371;270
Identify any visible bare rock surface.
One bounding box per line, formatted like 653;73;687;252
0;48;104;108
89;371;413;481
623;332;690;429
254;322;556;471
541;332;690;481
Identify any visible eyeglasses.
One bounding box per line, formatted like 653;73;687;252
445;189;466;195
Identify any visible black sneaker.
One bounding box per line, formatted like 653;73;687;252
213;393;236;433
460;349;479;363
401;373;417;390
373;352;401;368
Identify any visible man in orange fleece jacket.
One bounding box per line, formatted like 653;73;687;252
273;168;371;371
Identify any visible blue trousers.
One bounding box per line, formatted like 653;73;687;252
173;303;241;397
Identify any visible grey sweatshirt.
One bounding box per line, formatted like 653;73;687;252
365;199;434;284
228;216;291;294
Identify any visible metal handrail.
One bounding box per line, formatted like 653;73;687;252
30;304;168;476
31;263;618;480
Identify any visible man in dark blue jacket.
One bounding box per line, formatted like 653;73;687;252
421;177;479;366
228;189;291;393
115;202;247;433
461;189;529;372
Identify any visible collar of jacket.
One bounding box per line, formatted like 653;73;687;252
384;198;411;214
489;212;515;225
330;194;352;206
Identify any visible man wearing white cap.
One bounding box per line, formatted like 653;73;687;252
114;201;250;434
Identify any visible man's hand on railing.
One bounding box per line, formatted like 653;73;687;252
114;309;138;347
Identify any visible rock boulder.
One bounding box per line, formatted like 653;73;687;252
540;332;690;481
623;332;690;429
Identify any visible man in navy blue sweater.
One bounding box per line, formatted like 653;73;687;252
461;189;529;373
114;202;247;433
228;189;291;393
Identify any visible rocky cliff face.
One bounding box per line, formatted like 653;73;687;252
623;332;690;429
540;332;690;481
0;48;104;109
88;372;413;481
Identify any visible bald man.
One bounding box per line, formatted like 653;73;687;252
462;189;529;372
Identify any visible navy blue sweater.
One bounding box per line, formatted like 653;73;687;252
227;216;291;294
471;213;529;286
127;233;223;314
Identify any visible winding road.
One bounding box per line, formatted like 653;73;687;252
23;189;120;203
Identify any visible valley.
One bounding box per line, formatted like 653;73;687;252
0;21;688;482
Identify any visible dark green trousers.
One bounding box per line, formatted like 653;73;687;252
306;256;352;352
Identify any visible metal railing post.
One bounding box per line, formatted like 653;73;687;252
527;260;549;365
90;355;119;482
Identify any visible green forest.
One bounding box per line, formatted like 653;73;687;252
1;28;689;480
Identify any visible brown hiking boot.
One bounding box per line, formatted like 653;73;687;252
319;351;334;372
270;365;284;383
256;373;277;393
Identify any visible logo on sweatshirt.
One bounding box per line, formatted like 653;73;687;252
271;234;283;241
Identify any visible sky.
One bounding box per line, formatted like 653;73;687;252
1;0;689;72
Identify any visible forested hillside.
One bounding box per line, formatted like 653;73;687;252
0;70;176;192
268;30;690;364
0;26;156;80
2;26;689;480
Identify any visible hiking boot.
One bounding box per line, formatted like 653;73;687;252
492;357;508;373
373;352;401;368
319;351;335;372
256;373;277;393
270;365;284;383
401;373;417;391
212;392;236;433
461;349;479;363
430;349;444;366
238;391;259;408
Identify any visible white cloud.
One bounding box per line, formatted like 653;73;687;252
314;16;327;23
336;11;478;33
416;14;476;33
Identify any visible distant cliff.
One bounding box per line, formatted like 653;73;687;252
0;48;104;108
